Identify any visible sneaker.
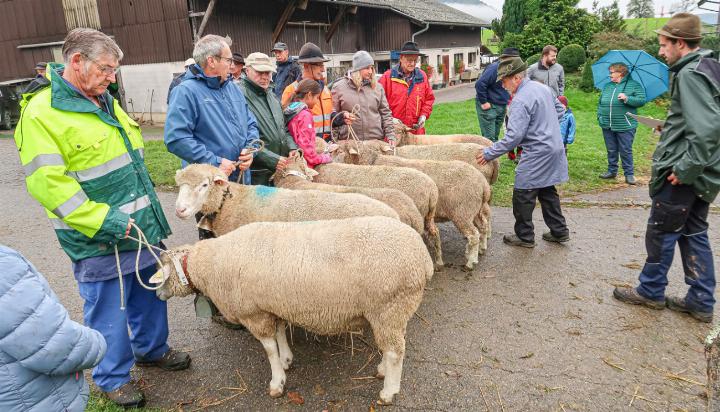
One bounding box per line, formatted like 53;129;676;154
105;381;145;409
542;231;570;243
503;234;535;248
625;175;637;185
599;172;617;179
136;348;191;371
666;295;713;323
612;287;665;310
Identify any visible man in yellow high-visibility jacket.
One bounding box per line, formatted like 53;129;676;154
14;28;189;409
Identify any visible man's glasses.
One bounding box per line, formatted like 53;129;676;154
85;56;120;76
215;55;236;66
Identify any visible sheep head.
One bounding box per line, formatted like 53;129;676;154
174;164;229;219
273;150;319;181
392;118;411;146
151;246;196;301
333;142;379;166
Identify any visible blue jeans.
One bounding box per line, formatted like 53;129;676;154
602;128;636;176
78;265;169;392
636;183;715;311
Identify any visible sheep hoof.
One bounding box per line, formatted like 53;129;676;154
281;358;293;371
434;263;445;272
268;387;284;398
378;391;395;405
461;264;475;272
375;372;385;379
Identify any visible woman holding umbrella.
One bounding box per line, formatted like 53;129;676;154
597;62;646;185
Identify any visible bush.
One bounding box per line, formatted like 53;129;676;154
588;31;645;60
526;53;541;66
558;44;586;72
701;35;720;56
579;59;596;93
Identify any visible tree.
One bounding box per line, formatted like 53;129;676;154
557;44;586;72
627;0;654;18
669;0;695;13
594;1;626;33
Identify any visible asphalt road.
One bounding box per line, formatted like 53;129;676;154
1;137;718;411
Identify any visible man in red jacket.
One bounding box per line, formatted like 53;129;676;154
379;41;435;135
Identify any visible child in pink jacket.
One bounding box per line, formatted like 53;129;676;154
283;79;333;168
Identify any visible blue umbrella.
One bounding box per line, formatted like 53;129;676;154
592;50;669;101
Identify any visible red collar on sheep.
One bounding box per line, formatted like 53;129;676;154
180;253;196;291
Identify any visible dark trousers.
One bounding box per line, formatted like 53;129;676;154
512;186;569;242
602;128;636;176
476;100;507;142
636;183;715;311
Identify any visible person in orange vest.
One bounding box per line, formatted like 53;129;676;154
281;42;353;140
379;41;435;134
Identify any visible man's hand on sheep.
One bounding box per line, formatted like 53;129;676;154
236;149;253;171
219;158;236;176
476;150;489;166
276;157;289;172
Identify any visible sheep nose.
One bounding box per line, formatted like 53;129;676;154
175;207;187;215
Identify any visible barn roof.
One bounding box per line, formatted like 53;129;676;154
315;0;490;27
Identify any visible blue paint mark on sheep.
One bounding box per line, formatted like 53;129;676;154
255;185;277;198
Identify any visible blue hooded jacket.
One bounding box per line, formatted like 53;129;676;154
164;64;259;184
475;61;510;106
0;245;106;412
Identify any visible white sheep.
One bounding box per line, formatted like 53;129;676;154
152;216;434;405
272;153;424;234
311;161;444;270
173;164;399;236
393;123;494;147
335;141;491;270
395;143;500;185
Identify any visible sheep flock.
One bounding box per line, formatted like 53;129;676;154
152;133;497;405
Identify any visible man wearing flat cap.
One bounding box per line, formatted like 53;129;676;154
379;41;435;134
230;52;245;84
613;13;720;323
240;52;298;186
474;47;520;142
271;42;301;99
477;56;570;248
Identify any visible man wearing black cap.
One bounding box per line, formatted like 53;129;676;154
379;41;435;135
34;61;47;78
613;13;720;323
230;52;245;84
474;48;519;142
271;42;301;99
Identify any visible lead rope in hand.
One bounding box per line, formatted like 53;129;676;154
231;139;265;183
113;222;174;310
330;105;362;154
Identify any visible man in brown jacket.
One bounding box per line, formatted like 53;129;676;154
331;51;396;143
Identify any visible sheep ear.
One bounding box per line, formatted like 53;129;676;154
348;147;359;155
381;145;393;154
149;268;165;284
307;167;319;177
213;174;228;185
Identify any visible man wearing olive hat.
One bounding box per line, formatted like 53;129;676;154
477;56;569;248
379;41;435;134
475;47;520;141
239;52;298;186
613;13;720;323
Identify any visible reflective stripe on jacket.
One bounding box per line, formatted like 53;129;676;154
14;63;171;261
281;80;333;137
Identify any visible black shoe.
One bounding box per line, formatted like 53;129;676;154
625;175;637;185
105;381;145;409
666;295;713;323
542;231;570;243
503;234;535;248
612;287;665;310
211;314;248;331
136;348;191;371
599;172;617;179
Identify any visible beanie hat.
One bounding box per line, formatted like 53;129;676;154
351;51;374;72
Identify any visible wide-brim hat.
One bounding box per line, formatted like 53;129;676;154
496;57;528;82
654;12;703;41
245;52;276;73
297;42;330;63
499;48;520;58
399;41;424;56
232;52;245;65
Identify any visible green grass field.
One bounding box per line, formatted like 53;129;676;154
624;17;671;36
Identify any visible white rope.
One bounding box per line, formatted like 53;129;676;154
232;139;265;183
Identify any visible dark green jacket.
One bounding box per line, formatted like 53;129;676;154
597;77;646;131
239;78;297;185
650;49;720;202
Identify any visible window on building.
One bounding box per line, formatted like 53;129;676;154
437;55;442;70
421;55;429;66
468;52;477;65
454;53;463;63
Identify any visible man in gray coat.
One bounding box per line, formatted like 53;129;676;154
527;45;564;97
478;57;570;247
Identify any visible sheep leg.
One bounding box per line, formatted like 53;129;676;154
425;219;444;270
367;306;412;405
474;212;489;256
379;348;405;405
456;219;480;271
376;353;387;379
275;320;293;370
259;336;287;398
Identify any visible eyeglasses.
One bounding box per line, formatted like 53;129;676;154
84;56;120;76
215;55;236;66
